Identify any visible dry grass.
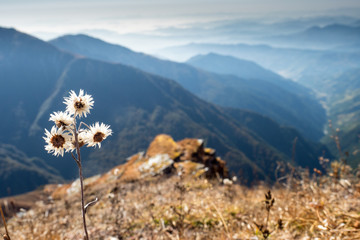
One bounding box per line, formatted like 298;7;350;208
1;171;360;240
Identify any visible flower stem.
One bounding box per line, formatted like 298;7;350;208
0;205;10;240
78;159;89;240
74;122;89;240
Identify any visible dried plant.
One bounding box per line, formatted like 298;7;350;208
254;190;283;239
1;205;10;240
43;89;112;239
171;169;191;239
287;137;298;190
223;177;237;201
4;171;360;239
327;122;355;183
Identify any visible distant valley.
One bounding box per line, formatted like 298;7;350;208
156;22;360;167
0;27;331;196
2;17;360;197
49;34;326;141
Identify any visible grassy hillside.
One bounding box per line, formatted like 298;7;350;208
1;159;359;239
323;68;360;167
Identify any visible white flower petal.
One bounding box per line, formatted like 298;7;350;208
63;89;94;118
85;122;112;148
49;111;74;129
43;126;72;157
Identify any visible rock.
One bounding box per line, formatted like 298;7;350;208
177;138;204;162
50;134;229;199
174;161;207;177
146;134;181;160
138;154;174;176
146;135;228;179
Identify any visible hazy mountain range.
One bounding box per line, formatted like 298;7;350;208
322;68;360;166
92;15;360;53
3;16;360;198
49;34;326;140
0;27;330;196
158;42;360;89
157;22;360;167
260;24;360;49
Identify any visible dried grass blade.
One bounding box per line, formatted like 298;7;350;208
0;205;10;240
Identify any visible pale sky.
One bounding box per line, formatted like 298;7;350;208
1;0;360;52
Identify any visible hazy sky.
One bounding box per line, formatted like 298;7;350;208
1;0;360;52
1;0;360;33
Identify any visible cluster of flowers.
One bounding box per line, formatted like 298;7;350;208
43;89;112;157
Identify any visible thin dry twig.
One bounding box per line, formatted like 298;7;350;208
84;198;99;214
210;202;230;238
0;205;10;240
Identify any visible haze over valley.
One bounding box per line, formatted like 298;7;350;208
2;1;360;239
0;0;359;207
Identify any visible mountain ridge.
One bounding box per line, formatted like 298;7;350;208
0;27;328;196
0;143;63;196
157;41;360;92
49;34;326;140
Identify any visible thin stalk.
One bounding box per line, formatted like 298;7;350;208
265;208;270;230
0;205;10;240
73;121;89;240
78;121;91;131
287;137;297;191
77;159;89;240
211;202;230;237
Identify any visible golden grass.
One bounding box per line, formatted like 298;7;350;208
1;173;360;240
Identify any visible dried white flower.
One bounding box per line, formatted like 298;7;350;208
223;178;233;185
85;122;112;148
43;126;72;157
63;89;94;118
67;130;88;152
49;111;73;129
43;89;110;239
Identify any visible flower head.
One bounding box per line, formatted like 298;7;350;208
43;126;72;157
49;111;74;130
85;122;112;148
67;130;88;152
64;89;94;118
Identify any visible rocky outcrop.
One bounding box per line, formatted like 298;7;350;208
143;134;228;178
49;134;228;199
94;134;228;183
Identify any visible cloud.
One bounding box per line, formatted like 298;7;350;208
1;0;359;51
